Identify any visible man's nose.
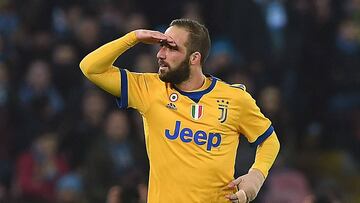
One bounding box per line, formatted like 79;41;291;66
157;47;166;59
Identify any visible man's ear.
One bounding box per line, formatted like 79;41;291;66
189;52;201;65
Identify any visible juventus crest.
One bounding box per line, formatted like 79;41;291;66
217;100;229;123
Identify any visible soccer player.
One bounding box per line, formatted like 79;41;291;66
80;19;280;203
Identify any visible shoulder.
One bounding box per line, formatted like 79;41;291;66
229;83;246;91
215;78;247;94
214;79;253;103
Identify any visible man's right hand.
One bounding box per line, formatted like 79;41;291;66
134;29;176;47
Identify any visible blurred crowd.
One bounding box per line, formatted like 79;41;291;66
0;0;359;202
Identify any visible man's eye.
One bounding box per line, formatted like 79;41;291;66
160;41;168;47
169;46;177;50
160;42;178;50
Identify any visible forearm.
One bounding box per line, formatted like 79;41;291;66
80;31;138;74
227;132;280;202
79;31;138;96
251;132;280;178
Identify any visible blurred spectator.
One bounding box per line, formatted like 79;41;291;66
330;18;360;111
14;132;69;203
64;5;83;37
0;62;15;202
258;85;295;152
123;13;148;33
137;181;148;203
98;3;126;41
83;110;137;203
51;42;81;99
55;171;85;203
0;62;11;108
61;88;108;168
308;180;345;203
18;59;64;114
74;17;100;56
255;0;288;56
261;169;312;203
0;0;19;37
207;39;240;79
0;35;4;61
16;59;64;152
0;159;11;202
133;52;158;73
106;186;123;203
181;1;204;23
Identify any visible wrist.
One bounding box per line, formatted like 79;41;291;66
249;168;265;180
123;31;139;46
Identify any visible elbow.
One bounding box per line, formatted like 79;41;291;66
79;55;93;78
273;132;280;155
79;57;89;76
264;132;280;155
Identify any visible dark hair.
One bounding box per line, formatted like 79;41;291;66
170;19;211;65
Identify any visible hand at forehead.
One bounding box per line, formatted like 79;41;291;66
160;34;177;48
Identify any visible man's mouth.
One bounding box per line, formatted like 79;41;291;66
158;61;169;71
159;66;168;74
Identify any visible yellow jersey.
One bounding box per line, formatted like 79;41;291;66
116;69;273;203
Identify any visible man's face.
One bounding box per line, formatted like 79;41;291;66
157;26;191;84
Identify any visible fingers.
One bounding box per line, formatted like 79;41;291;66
151;31;168;42
228;177;243;188
225;190;247;203
159;35;176;47
135;29;176;46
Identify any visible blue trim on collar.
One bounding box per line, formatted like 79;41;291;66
172;77;217;103
250;125;274;148
116;69;128;109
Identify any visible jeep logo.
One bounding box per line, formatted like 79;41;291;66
165;121;222;151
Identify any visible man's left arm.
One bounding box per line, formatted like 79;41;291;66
226;132;280;203
226;90;280;203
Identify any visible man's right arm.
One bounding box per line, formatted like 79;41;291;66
79;31;139;96
79;30;175;97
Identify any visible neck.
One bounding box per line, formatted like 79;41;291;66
175;67;206;91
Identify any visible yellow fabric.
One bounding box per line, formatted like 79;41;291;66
119;71;273;203
251;132;280;178
79;31;279;203
79;31;138;96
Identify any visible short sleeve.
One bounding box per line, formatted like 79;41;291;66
116;69;154;114
238;91;274;147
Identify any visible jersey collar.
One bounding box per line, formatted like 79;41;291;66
172;75;218;103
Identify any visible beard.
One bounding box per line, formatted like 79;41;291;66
158;57;190;84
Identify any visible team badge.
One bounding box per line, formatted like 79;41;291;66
169;93;178;102
191;104;203;120
217;100;229;123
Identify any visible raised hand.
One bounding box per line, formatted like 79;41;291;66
134;29;176;47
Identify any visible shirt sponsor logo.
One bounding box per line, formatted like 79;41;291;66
165;121;222;151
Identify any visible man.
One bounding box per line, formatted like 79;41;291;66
80;19;280;203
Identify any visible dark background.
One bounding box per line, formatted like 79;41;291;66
0;0;359;202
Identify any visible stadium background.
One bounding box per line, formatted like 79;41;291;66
0;0;359;202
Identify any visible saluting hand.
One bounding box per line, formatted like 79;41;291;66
134;29;176;47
